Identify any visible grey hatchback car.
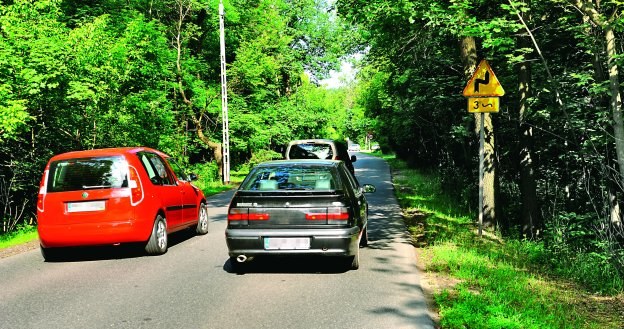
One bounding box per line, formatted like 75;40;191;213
225;160;375;271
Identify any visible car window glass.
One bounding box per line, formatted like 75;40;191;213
168;158;188;181
288;143;334;160
341;163;359;191
138;152;174;185
241;165;338;191
139;154;159;182
47;156;128;192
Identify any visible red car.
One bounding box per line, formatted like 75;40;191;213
37;147;208;260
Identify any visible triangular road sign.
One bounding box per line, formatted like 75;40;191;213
463;59;505;97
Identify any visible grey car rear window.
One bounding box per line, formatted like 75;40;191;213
47;156;128;192
241;165;339;191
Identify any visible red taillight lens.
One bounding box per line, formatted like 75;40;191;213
228;208;270;221
228;208;248;221
248;213;270;220
305;212;327;220
306;207;350;222
129;166;143;204
37;194;44;211
37;170;48;212
327;207;350;224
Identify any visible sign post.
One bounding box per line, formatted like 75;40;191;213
462;59;504;237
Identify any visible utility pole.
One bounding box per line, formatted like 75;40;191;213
219;0;230;184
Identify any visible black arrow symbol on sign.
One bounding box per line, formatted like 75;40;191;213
474;71;490;92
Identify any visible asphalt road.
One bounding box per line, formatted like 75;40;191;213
0;153;434;329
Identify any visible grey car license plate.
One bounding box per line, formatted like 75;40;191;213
264;237;310;250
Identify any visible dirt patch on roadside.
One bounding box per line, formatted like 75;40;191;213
0;240;39;259
415;247;460;329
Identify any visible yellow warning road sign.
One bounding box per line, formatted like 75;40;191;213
463;60;505;97
468;97;499;113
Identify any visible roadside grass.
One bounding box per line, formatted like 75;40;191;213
194;169;247;195
386;155;624;329
0;225;38;249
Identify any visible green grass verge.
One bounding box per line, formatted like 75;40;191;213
386;154;622;329
196;170;246;196
0;225;38;249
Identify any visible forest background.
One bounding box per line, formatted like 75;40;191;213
1;0;623;297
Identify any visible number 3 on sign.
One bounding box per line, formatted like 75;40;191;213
467;97;499;113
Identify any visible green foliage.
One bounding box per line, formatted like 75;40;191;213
247;149;282;168
0;0;352;233
338;0;624;295
0;224;37;248
544;212;624;294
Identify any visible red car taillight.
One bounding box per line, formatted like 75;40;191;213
129;166;143;205
37;170;48;212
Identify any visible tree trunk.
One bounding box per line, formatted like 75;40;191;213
174;0;222;179
518;58;541;238
605;27;624;226
605;27;624;193
586;14;623;227
480;113;496;229
573;1;624;195
460;36;497;230
195;124;223;178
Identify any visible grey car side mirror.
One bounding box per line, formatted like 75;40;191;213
362;184;376;193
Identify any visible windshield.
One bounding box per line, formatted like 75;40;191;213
47;156;128;192
288;143;334;160
240;165;339;191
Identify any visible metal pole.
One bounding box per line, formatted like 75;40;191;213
219;0;230;184
478;112;485;237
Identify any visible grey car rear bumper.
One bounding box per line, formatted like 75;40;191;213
226;226;361;257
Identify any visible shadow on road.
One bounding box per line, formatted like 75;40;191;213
222;255;352;275
41;228;199;263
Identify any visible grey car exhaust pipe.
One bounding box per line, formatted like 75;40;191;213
236;255;247;263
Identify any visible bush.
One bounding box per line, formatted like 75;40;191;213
543;212;624;293
188;162;219;187
248;149;282;168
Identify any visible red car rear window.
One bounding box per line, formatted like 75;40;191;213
47;156;128;192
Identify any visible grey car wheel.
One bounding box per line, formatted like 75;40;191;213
195;203;209;235
359;226;368;247
347;247;360;270
145;215;168;255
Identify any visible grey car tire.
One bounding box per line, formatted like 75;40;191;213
145;215;168;255
359;226;368;247
195;203;209;235
349;247;360;270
